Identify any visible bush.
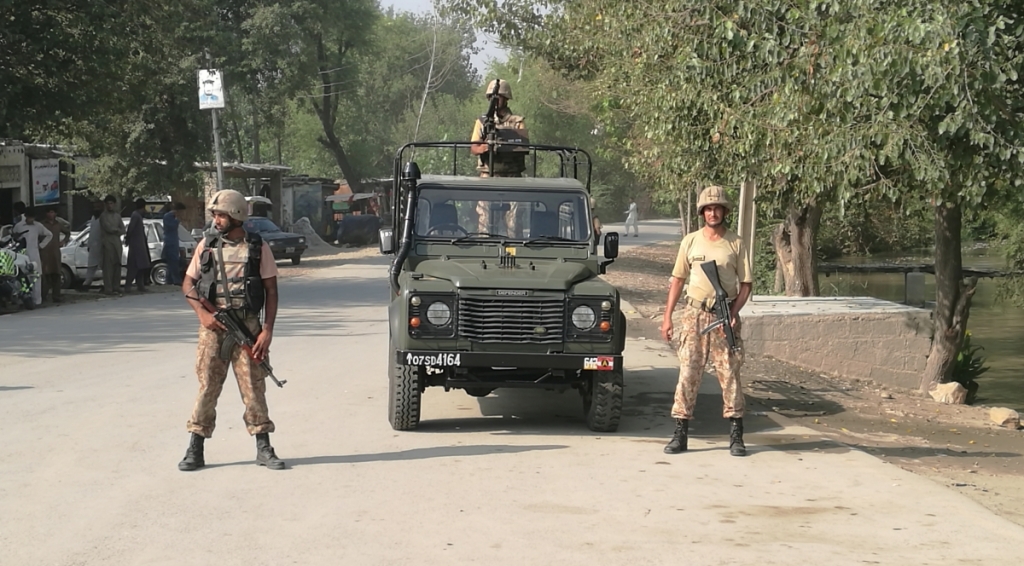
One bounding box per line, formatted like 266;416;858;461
951;330;988;405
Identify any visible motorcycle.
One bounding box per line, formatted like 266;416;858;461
0;226;39;311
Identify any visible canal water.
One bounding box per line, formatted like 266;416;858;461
820;246;1023;411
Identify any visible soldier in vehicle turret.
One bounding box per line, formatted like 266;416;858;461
470;79;531;236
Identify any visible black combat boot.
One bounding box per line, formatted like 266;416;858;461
663;419;689;454
255;433;286;470
178;433;205;471
729;418;747;457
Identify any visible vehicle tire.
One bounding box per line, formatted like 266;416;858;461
291;256;301;265
60;265;74;290
464;387;494;398
23;297;35;310
151;263;169;286
581;368;623;433
388;339;421;431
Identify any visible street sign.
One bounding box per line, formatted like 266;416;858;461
197;69;225;110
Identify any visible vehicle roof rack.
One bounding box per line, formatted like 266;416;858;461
392;141;593;193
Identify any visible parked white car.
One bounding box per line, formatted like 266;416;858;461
60;218;197;288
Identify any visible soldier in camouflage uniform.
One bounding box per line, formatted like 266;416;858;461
470;79;530;235
178;189;285;471
660;186;753;457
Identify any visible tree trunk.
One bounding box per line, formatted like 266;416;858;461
678;199;687;233
771;202;822;296
919;201;978;392
311;34;363;192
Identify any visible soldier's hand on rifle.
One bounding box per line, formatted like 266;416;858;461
252;328;273;362
198;309;226;332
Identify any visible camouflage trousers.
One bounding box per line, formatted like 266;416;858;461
186;316;275;437
671;304;745;420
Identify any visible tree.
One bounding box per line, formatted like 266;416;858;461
442;0;1024;390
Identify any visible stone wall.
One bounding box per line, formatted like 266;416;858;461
740;297;933;390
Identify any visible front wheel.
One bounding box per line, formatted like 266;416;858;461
150;263;169;285
60;265;75;289
581;368;624;433
388;339;421;430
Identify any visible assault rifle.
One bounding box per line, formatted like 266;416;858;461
481;79;501;143
698;260;740;352
195;296;287;388
480;79;501;173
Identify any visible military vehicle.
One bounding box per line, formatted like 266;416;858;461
379;142;625;432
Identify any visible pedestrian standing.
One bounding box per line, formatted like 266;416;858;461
82;202;104;290
162;202;187;285
178;189;284;471
125;198;151;292
659;186;753;457
624;198;639;237
99;195;125;296
40;207;71;303
13;208;51;306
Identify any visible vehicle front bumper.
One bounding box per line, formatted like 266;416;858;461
396;350;622;372
268;244;307;257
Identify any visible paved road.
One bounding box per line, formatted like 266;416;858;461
602;218;682;250
2;255;1022;565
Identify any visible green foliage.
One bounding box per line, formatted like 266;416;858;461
816;194;934;259
952;330;988;404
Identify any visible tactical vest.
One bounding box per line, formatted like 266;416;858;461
477;112;528;175
197;232;265;313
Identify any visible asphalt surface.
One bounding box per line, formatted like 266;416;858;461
2;240;1022;565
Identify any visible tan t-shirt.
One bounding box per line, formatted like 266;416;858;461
671;229;752;302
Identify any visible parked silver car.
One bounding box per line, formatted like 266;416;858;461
60;218;197;288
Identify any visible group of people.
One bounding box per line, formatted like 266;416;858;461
11;201;70;305
9;196;189;302
170;81;754;473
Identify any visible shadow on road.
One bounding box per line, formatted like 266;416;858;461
204;443;567;469
0;386;34;392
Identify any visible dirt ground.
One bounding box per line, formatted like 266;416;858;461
605;243;1024;527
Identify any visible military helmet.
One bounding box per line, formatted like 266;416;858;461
696;185;732;214
484;79;513;100
208;189;248;222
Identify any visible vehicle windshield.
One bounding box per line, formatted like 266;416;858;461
244;218;280;233
414;187;591;242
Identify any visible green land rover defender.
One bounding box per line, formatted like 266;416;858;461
379;142;626;432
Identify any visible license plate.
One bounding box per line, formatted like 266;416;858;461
405;353;461;366
285;247;295;253
584;356;615;371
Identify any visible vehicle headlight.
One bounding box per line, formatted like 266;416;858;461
601;300;613;311
298;237;306;244
426;301;452;326
571;305;596;330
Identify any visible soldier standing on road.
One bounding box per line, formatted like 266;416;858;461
99;195;125;296
178;189;284;472
470;79;530;235
40;207;71;304
659;186;753;457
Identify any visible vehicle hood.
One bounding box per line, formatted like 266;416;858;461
414;258;591;291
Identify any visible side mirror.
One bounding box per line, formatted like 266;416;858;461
379;228;395;255
603;231;619;259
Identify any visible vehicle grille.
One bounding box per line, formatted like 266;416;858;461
458;296;564;344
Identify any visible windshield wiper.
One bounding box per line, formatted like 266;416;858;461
524;235;576;246
449;232;506;244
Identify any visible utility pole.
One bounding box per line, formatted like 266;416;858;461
200;50;225;193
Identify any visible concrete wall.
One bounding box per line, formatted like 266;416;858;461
740;297;933;390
